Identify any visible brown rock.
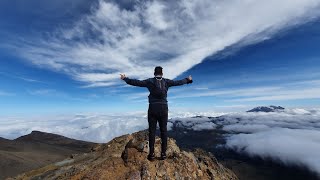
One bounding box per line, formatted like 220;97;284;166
9;129;238;180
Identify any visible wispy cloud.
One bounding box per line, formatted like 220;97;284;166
125;92;149;100
80;81;118;88
28;89;63;96
0;90;14;96
169;79;320;102
7;0;320;87
27;88;88;101
18;77;43;83
0;71;45;84
229;88;320;102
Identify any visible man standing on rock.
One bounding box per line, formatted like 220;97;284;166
120;66;193;161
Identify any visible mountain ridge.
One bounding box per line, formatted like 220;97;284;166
0;131;97;179
8;129;238;180
247;105;285;112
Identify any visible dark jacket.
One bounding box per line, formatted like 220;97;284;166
123;77;193;104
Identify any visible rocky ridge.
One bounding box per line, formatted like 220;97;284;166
9;130;238;180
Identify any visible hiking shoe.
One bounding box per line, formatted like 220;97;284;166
160;152;166;160
147;152;155;161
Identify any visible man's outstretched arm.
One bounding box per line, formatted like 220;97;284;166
120;74;148;87
167;75;193;87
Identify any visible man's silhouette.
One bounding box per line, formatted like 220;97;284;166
120;66;193;161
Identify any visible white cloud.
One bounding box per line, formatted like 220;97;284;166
0;113;148;143
169;111;225;119
9;0;320;87
28;89;62;96
223;124;270;133
167;107;320;175
80;81;118;88
0;110;223;142
217;109;320;175
145;1;170;30
27;88;89;101
170;80;320;102
0;90;14;96
226;128;320;175
0;71;44;84
168;116;218;131
229;88;320;102
192;121;217;131
171;86;281;98
1;107;320;174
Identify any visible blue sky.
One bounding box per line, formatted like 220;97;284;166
0;0;320;116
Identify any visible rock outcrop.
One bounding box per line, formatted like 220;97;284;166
9;130;238;180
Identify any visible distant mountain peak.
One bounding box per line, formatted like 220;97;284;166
0;137;9;142
247;105;285;112
15;130;72;143
13;130;238;180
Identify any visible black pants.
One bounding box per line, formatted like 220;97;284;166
148;103;168;154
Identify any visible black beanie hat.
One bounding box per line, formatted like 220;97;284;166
154;66;163;75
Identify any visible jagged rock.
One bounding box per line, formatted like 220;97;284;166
8;130;238;180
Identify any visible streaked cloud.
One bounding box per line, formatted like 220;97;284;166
0;71;45;84
7;0;320;87
169;79;320;102
27;88;88;102
0;90;14;96
28;89;64;96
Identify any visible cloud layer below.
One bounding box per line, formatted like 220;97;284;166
220;109;320;175
0;110;222;142
1;108;320;174
9;0;320;87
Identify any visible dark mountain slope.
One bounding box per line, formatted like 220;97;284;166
0;131;97;179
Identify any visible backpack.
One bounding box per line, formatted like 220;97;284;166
150;78;167;99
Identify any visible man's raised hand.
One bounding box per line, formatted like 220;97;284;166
120;73;126;80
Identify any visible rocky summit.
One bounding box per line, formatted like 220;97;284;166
9;130;238;180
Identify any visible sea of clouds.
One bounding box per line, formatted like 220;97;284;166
169;108;320;174
221;108;320;175
0;110;223;142
1;108;319;174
